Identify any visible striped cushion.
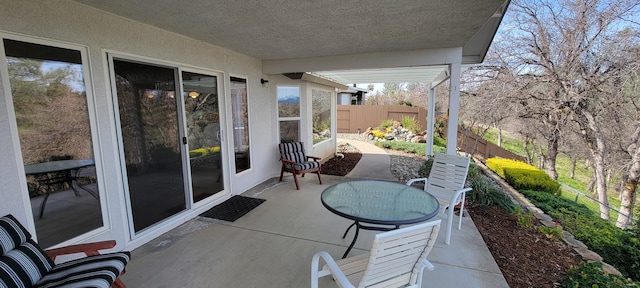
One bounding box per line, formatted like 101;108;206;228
34;252;130;288
1;215;55;288
0;215;32;255
293;161;321;171
0;241;54;288
279;142;306;163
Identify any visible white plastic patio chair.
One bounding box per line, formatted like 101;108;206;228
406;153;471;245
311;219;441;288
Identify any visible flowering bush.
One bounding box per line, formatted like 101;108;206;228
486;158;538;178
487;158;560;195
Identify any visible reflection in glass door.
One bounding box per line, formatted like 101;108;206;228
182;71;224;203
4;38;103;248
112;59;186;233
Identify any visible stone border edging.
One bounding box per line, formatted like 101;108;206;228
472;158;622;276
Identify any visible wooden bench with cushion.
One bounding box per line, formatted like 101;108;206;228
0;214;130;288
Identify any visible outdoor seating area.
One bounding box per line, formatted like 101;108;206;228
118;174;507;287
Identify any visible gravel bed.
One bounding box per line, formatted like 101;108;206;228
336;133;426;181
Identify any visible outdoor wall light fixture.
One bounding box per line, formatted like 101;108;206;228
144;89;155;99
188;91;199;99
260;78;269;87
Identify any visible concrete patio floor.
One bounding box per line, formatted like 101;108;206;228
120;140;509;287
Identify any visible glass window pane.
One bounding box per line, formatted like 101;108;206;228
230;77;250;173
279;120;299;143
312;89;332;144
277;86;300;117
4;38;102;248
183;71;223;202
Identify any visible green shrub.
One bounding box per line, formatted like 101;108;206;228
486;157;560;195
503;168;561;195
418;157;434;177
515;209;536;229
379;119;394;129
467;173;516;212
376;141;428;156
400;116;421;133
630;206;640;240
521;190;640;280
562;262;640;288
486;157;539;178
433;136;447;147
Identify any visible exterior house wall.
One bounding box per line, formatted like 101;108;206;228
270;75;337;161
0;0;282;251
337;105;428;133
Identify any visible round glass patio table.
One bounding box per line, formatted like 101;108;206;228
321;180;440;258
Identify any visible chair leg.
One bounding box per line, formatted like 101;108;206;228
279;166;285;182
457;192;467;230
316;171;322;184
111;278;126;288
292;173;300;190
445;204;455;245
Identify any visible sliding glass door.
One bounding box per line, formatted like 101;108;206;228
111;59;187;233
110;57;227;234
182;71;225;203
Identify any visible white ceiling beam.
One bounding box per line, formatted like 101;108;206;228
263;47;463;75
430;69;450;88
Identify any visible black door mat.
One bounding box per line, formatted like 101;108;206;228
200;195;266;222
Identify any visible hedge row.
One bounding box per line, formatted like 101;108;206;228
520;190;640;281
486;158;560;195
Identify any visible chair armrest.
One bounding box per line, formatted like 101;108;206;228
307;156;321;161
280;158;297;165
450;187;473;205
406;177;428;186
45;240;116;261
311;251;354;288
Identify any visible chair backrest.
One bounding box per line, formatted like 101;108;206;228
357;220;441;288
278;142;307;163
425;153;470;198
0;214;55;287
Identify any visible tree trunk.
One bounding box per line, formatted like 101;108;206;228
586;174;595;194
616;124;640;228
576;109;610;220
570;158;577;179
592;151;610;220
523;137;533;165
545;137;559;181
616;177;637;228
497;127;502;147
538;146;545;169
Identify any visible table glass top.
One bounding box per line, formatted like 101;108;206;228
321;180;440;225
24;159;95;175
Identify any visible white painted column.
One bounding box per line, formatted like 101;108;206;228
446;62;461;155
426;85;436;157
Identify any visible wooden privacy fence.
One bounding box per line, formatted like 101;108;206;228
456;127;525;162
336;105;524;162
337;105;427;133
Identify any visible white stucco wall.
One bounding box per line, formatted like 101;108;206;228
0;0;279;250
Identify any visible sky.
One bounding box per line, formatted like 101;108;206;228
355;83;384;94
